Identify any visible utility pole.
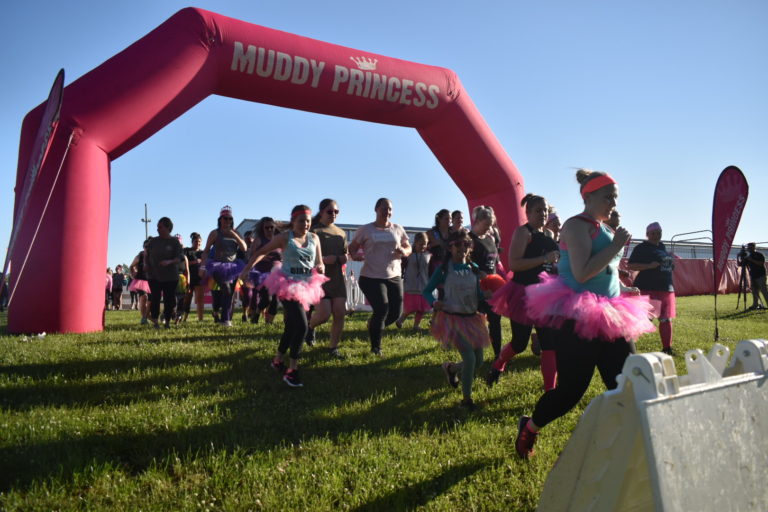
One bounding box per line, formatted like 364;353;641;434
141;203;151;240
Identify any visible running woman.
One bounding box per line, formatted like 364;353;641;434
348;198;412;356
307;199;349;358
240;205;327;387
514;169;655;459
182;233;205;321
199;206;247;327
486;193;560;390
469;205;503;358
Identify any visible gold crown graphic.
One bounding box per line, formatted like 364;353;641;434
350;56;378;70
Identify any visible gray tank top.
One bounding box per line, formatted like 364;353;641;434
442;264;479;315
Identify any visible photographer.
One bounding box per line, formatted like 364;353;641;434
744;243;768;310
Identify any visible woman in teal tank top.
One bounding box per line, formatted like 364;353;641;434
514;169;655;460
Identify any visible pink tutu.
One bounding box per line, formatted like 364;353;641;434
488;279;531;324
205;259;245;282
430;311;491;351
525;273;656;342
403;292;431;314
263;263;329;311
128;279;150;294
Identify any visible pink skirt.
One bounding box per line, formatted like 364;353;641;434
430;311;491;351
525;273;656;342
128;279;150;294
488;279;531;325
263;263;329;311
642;290;676;319
403;292;431;314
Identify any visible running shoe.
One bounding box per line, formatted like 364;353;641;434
460;398;478;411
662;347;676;356
442;362;459;388
485;367;502;388
328;348;345;359
283;370;303;387
371;347;383;357
515;416;538;459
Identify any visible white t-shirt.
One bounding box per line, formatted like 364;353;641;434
352;222;408;279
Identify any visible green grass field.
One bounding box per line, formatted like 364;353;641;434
1;295;765;511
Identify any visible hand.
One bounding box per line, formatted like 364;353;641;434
612;227;631;247
351;251;365;262
625;286;641;296
316;264;325;274
650;261;661;269
392;247;403;258
544;250;559;264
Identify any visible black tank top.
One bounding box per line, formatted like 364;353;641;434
254;235;282;272
512;225;559;285
135;252;147;280
214;229;238;262
470;232;499;274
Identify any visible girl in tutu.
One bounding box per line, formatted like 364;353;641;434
486;193;560;390
240;205;327;388
424;229;491;411
515;169;656;459
199;206;247;327
396;232;431;330
128;238;152;324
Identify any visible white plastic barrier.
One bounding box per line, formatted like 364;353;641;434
537;339;768;512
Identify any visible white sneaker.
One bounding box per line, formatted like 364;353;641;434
222;320;233;327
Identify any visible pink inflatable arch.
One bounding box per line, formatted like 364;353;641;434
10;7;525;333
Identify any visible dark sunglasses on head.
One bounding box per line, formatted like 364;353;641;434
326;209;340;215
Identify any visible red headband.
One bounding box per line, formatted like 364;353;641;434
580;174;617;198
291;209;311;219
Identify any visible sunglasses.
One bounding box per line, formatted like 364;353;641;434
221;216;233;220
326;209;340;215
450;241;473;248
264;226;275;230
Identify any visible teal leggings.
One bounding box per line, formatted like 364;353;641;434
453;337;484;398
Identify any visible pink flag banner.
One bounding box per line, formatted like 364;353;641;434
712;165;748;290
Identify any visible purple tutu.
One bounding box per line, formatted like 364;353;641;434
246;269;268;289
430;311;491;351
205;259;245;282
263;263;329;311
488;279;531;325
525;273;656;342
128;279;150;294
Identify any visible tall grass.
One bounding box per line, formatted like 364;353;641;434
0;295;765;511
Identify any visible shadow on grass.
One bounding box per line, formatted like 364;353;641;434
350;458;499;512
0;335;491;491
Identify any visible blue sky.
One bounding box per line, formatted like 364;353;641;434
1;1;766;268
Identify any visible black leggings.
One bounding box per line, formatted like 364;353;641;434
255;288;279;316
358;276;403;351
510;321;534;354
477;299;502;357
216;279;236;322
148;279;178;323
279;300;308;360
531;322;631;429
